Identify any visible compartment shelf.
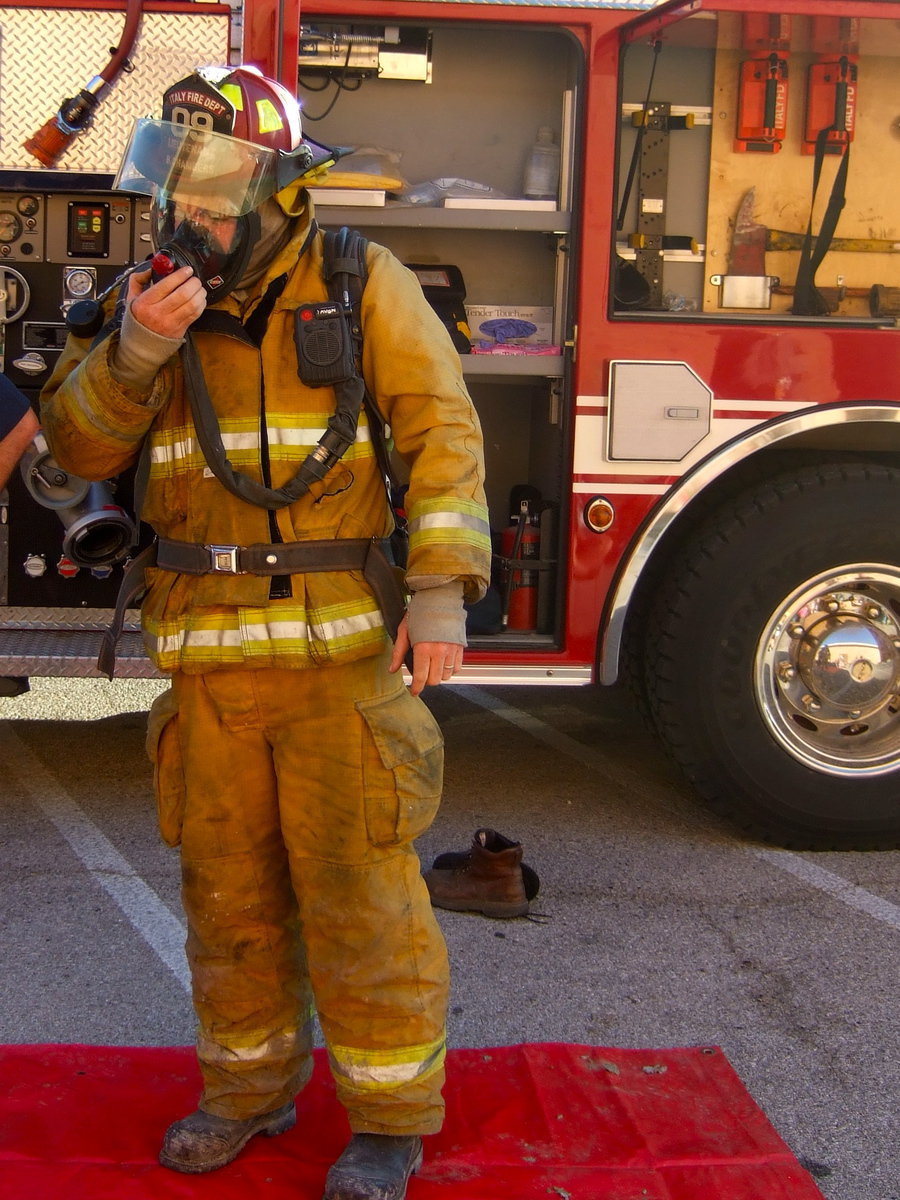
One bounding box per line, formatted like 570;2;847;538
461;355;564;381
313;203;571;234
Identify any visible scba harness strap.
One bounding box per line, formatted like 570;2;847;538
99;226;408;676
185;225;371;509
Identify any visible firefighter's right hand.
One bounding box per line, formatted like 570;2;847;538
127;265;207;341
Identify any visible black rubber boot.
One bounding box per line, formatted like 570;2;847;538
323;1133;424;1200
159;1101;296;1173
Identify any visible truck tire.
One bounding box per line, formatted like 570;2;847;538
644;460;900;849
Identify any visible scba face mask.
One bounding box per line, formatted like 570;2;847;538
150;196;259;303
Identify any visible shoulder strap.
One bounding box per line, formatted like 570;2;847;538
323;226;398;489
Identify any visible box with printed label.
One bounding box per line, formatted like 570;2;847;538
465;305;554;345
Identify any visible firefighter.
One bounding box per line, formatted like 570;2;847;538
40;65;490;1200
0;374;39;492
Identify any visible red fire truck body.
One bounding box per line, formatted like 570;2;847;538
2;0;900;847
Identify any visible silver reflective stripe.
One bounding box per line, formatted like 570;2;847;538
150;430;258;466
149;607;384;658
267;425;372;446
155;627;244;656
408;511;491;536
197;1022;313;1065
242;617;309;644
309;610;383;642
150;424;373;468
329;1040;445;1089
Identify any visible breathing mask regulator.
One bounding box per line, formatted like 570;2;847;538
147;201;259;303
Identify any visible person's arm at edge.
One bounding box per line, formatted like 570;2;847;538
0;405;40;491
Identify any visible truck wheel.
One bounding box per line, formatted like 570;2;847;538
644;460;900;849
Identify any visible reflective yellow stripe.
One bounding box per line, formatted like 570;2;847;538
149;415;375;474
407;497;491;553
328;1037;445;1092
197;1016;314;1064
255;98;285;135
144;599;387;670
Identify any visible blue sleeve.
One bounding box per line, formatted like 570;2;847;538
0;374;30;439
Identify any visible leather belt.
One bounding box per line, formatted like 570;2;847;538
155;536;384;576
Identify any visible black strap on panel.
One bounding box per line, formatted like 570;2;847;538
791;128;850;316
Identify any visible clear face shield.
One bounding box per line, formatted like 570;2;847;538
115;119;279;298
115;117;281;215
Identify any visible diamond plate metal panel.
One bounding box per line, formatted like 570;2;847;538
1;606;140;631
0;607;153;677
0;8;231;174
0;628;160;678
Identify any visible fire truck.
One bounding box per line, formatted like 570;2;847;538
2;0;900;850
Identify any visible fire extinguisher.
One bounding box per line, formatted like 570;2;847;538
501;488;542;631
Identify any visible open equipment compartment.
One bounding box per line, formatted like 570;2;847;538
299;16;585;648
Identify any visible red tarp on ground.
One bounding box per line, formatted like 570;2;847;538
0;1042;826;1199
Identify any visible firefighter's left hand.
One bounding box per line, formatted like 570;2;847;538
389;616;464;695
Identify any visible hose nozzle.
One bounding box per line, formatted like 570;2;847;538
23;84;102;167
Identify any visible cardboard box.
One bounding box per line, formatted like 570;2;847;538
307;188;386;206
465;304;554;345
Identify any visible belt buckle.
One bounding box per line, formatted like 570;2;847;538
208;544;241;574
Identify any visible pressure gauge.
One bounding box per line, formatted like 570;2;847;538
65;268;95;298
17;195;39;218
0;211;22;243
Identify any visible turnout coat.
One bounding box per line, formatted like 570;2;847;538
41;199;491;674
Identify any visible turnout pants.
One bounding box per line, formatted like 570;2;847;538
147;651;449;1134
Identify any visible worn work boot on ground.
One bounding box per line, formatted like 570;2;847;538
323;1133;424;1200
159;1100;296;1173
424;828;535;918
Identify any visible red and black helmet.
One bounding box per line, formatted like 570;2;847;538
160;66;332;191
115;65;338;213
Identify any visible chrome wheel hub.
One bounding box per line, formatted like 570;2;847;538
756;566;900;776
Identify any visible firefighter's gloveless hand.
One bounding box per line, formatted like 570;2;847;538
127;265;207;341
389;616;464;696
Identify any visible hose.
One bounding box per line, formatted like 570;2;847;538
23;0;145;168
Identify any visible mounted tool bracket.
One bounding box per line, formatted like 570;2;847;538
627;102;699;309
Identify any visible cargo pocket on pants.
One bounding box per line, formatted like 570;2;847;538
146;687;187;848
356;687;444;847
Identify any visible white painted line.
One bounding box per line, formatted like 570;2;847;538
1;724;190;991
454;686;900;934
752;849;900;933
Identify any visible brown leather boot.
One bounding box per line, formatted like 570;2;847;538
323;1133;423;1200
424;828;531;918
158;1101;296;1173
431;845;540;901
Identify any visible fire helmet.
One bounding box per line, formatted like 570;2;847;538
114;66;338;300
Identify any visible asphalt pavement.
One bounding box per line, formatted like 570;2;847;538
1;674;897;1200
